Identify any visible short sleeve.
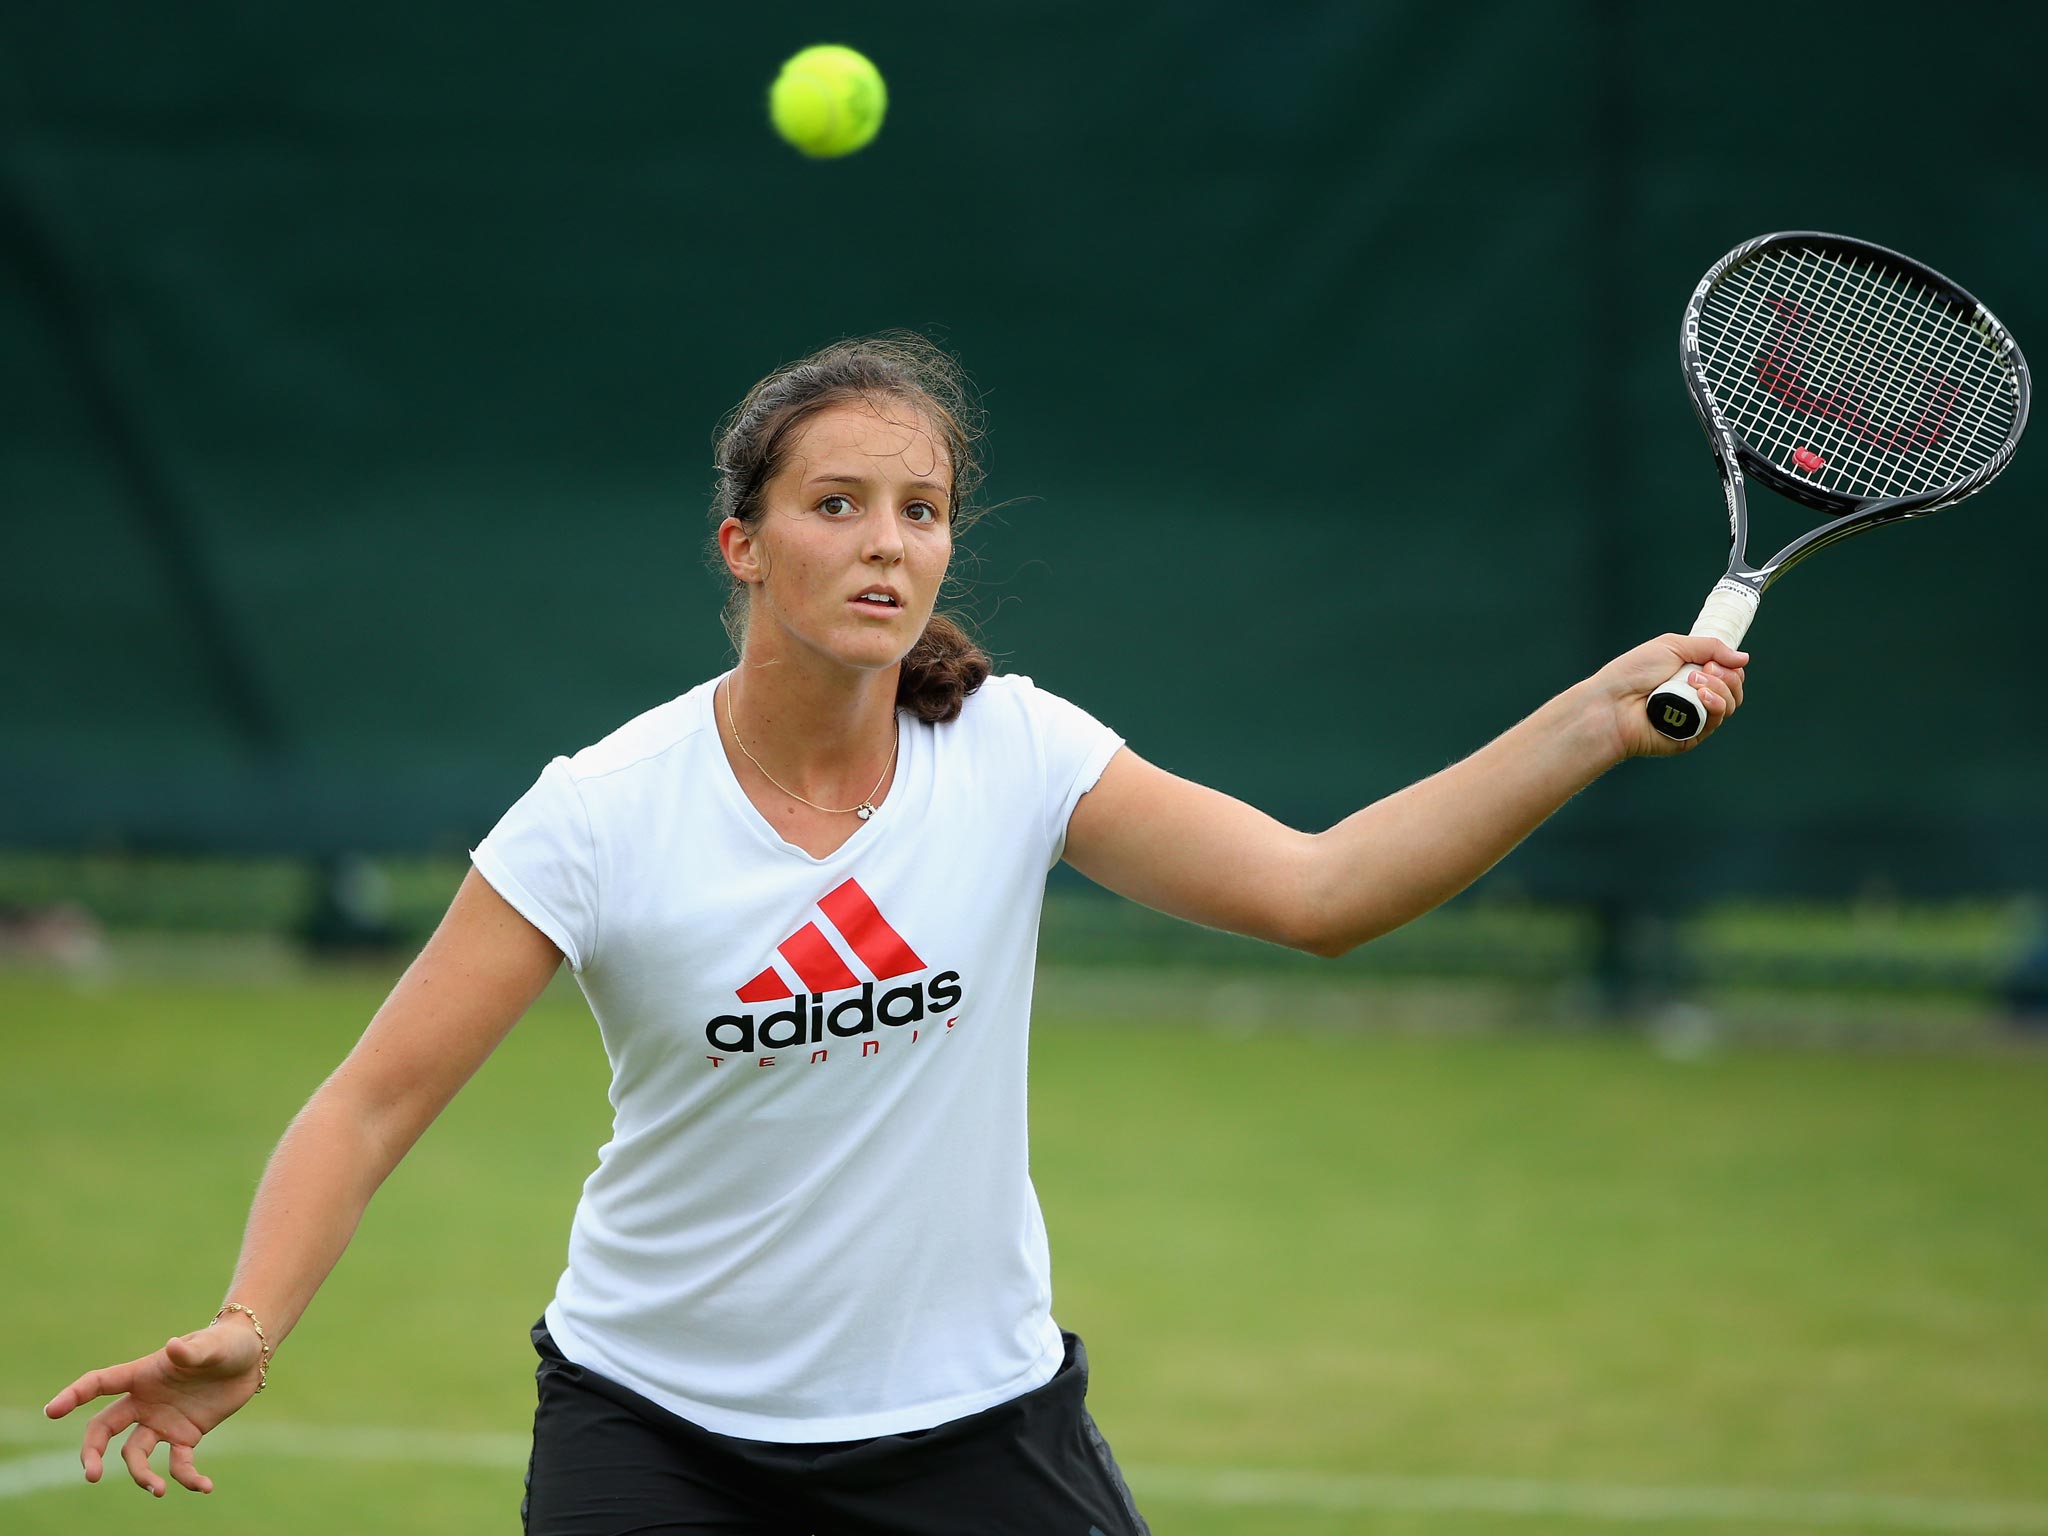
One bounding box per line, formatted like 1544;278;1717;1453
1015;678;1126;867
471;757;600;972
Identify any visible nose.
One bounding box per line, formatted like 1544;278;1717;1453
860;503;905;563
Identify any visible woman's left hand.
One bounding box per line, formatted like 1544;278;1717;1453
1585;634;1749;760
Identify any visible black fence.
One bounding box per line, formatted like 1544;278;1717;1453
6;2;2044;905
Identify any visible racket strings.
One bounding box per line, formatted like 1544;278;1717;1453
1714;251;2012;495
1697;246;2017;502
1716;254;2009;495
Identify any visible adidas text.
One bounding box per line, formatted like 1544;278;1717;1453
706;972;964;1055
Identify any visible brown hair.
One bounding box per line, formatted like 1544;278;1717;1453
707;332;992;724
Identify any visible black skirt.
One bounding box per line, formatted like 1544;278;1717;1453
521;1318;1150;1536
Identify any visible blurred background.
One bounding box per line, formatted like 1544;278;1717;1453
4;3;2044;1533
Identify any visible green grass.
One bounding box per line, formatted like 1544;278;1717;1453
2;961;2045;1533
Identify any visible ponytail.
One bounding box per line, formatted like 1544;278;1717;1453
895;612;991;724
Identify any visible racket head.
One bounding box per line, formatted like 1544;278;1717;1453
1681;232;2029;570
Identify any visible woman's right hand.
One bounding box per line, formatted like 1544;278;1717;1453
43;1318;266;1496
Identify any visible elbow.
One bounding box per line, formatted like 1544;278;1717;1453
1286;846;1340;958
1304;900;1414;958
1288;838;1412;959
1294;892;1397;960
1290;897;1355;960
1298;925;1358;961
1288;837;1363;959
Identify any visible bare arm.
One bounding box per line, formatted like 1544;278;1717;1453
1064;634;1748;959
44;868;564;1496
222;868;564;1348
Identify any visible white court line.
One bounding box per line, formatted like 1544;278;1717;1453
1131;1466;2048;1533
0;1411;528;1474
0;1451;89;1499
6;1410;2048;1531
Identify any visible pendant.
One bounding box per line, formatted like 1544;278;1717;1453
856;803;875;821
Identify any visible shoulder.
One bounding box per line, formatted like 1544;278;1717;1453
944;672;1059;739
951;672;1072;721
944;673;1121;762
956;671;1033;715
560;679;718;786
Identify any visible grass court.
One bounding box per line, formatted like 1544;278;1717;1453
3;961;2044;1534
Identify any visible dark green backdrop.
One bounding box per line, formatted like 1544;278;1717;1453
4;1;2043;902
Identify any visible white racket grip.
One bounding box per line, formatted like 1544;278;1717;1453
1647;578;1759;742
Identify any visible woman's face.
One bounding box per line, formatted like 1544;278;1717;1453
729;397;954;675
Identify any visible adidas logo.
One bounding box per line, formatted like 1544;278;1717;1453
705;877;962;1061
735;876;926;1001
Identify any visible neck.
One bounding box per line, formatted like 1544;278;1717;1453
723;647;900;804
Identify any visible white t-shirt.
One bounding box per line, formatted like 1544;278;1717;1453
470;671;1125;1442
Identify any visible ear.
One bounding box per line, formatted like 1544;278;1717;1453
718;517;765;585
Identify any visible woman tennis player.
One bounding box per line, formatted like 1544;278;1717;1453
44;334;1746;1533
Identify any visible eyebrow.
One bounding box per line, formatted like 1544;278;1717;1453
807;473;952;501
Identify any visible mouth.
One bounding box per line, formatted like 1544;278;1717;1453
848;588;904;615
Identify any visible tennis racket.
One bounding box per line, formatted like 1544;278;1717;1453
1649;231;2030;740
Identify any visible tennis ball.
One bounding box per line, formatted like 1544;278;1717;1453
769;45;887;159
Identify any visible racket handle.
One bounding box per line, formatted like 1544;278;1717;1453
1647;578;1759;742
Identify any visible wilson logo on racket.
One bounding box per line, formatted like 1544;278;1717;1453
704;878;963;1060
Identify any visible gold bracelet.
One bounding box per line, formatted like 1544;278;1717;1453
212;1302;271;1392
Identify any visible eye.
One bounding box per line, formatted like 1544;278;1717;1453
905;501;943;525
817;494;855;516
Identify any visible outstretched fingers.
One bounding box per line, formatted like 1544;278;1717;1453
121;1424;164;1496
168;1439;215;1495
46;1361;125;1420
79;1396;138;1483
123;1425;208;1497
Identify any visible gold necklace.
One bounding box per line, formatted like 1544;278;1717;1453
724;674;898;820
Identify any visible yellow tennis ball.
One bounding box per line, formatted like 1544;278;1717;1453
768;45;887;159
